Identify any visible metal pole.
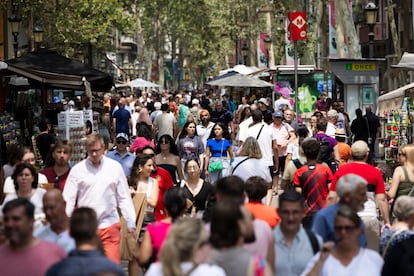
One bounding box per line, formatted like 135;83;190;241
266;49;270;68
294;40;298;123
368;24;374;58
13;34;18;58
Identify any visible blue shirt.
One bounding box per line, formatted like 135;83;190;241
311;203;367;247
34;224;76;253
46;249;125;276
274;225;323;276
106;150;135;177
206;138;232;157
113;107;131;135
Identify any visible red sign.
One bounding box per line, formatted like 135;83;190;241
287;12;307;41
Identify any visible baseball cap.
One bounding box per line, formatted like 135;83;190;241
258;98;268;105
351;140;369;157
272;111;284;118
116;133;129;141
192;98;199;105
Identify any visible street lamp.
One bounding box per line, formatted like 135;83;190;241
241;43;249;65
8;3;21;58
364;1;378;58
33;23;44;49
264;34;272;68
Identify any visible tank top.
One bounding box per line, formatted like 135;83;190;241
391;166;414;216
396;166;414;197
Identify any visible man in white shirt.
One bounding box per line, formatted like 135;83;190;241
239;109;278;200
325;109;338;138
63;133;136;264
196;109;215;148
34;189;75;253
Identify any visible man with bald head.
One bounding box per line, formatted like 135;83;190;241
34;189;75;253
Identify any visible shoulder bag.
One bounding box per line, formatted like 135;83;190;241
208;140;225;173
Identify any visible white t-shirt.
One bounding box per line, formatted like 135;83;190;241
240;123;276;166
286;142;300;160
147;262;225;276
237;117;253;142
301;248;383;276
3;173;48;194
326;122;336;138
231;157;272;183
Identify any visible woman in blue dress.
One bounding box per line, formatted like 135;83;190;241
204;122;234;184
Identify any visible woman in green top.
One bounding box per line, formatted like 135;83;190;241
387;144;414;216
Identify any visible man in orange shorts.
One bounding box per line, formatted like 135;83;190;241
63;133;136;264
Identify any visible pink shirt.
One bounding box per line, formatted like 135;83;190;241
147;221;172;259
0;239;67;276
272;122;294;156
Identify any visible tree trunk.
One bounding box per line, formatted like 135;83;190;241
338;0;361;57
387;0;404;86
334;0;346;57
301;0;324;65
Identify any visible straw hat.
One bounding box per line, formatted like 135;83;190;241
335;128;347;138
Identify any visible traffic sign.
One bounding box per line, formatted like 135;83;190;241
287;12;307;41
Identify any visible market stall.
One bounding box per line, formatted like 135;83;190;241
0;49;113;166
376;83;414;181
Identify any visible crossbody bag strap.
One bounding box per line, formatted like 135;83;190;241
382;228;406;258
231;157;249;174
305;228;319;255
256;124;265;140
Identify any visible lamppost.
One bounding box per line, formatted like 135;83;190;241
241;43;249;65
364;1;378;58
33;23;44;50
8;3;21;58
264;34;272;68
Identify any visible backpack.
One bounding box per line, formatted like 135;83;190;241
316;136;332;164
305;228;320;255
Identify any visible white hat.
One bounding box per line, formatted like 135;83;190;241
258;98;268;105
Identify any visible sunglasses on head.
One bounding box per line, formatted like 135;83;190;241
117;140;127;145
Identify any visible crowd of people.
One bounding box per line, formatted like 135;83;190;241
0;89;412;276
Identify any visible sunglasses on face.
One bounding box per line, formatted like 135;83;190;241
117;140;127;145
160;140;169;144
334;225;357;232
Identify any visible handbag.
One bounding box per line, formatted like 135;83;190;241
208;160;223;172
208;139;225;173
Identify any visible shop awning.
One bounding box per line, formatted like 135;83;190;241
4;49;113;91
392;52;414;70
377;82;414;115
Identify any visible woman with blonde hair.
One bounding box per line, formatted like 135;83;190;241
387;144;414;214
146;218;225;276
232;137;272;184
232;137;272;204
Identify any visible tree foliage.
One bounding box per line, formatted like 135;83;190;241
14;0;135;56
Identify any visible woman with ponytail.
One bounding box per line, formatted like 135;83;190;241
146;218;225;276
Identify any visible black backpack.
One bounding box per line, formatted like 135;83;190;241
316;136;332;164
